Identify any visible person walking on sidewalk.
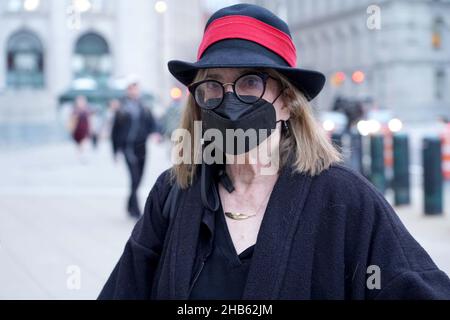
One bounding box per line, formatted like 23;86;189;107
111;78;160;218
69;95;91;162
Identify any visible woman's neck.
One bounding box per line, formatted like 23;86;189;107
225;163;279;193
223;133;282;192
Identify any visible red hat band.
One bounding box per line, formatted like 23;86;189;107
197;15;298;68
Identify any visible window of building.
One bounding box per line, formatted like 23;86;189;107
6;30;44;89
73;32;111;86
435;69;446;100
432;16;444;50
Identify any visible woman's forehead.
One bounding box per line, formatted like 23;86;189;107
204;67;260;80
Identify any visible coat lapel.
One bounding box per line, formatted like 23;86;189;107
242;164;313;299
168;163;314;299
170;177;204;299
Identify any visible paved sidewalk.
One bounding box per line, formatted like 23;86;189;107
387;186;450;278
0;140;171;299
0;141;449;299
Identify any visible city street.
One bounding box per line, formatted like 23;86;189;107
0;139;449;299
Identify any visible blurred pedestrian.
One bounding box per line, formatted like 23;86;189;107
90;108;102;150
111;78;161;218
103;99;120;139
69;95;91;161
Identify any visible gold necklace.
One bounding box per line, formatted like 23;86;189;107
223;187;273;221
224;211;257;220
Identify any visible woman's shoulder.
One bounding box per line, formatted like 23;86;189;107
316;162;365;181
306;163;385;209
152;168;175;194
141;168;174;210
313;162;376;190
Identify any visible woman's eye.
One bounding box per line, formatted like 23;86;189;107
205;82;219;91
246;79;257;87
242;79;257;88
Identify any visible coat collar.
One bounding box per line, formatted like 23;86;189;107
170;175;204;299
242;164;312;299
170;162;313;299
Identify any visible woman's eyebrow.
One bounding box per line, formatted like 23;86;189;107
206;69;255;81
206;73;223;80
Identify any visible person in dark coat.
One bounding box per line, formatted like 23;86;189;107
99;4;450;299
111;79;159;218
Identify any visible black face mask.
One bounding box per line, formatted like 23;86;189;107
201;91;285;155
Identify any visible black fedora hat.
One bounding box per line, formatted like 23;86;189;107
168;3;325;101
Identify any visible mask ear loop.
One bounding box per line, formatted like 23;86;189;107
271;86;286;105
272;87;291;136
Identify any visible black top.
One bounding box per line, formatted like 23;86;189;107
189;201;255;300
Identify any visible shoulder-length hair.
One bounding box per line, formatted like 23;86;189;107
170;68;342;188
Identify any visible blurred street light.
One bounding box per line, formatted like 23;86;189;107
352;70;365;84
331;71;346;87
155;1;167;14
432;32;442;49
323;119;336;132
357;120;370;136
388;118;403;133
73;0;92;13
170;87;183;100
24;0;40;11
357;119;381;136
368;119;381;133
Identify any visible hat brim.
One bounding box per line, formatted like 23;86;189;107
168;40;326;101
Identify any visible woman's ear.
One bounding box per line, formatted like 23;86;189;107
278;89;292;121
280;90;289;110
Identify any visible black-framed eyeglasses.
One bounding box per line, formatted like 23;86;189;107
188;72;277;110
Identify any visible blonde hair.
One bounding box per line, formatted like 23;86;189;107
171;68;342;188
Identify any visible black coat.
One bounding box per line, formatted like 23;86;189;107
111;98;157;154
99;163;450;299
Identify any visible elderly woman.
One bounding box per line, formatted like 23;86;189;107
99;4;450;300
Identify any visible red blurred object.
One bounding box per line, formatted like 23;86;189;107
331;71;346;86
170;87;183;100
352;70;365;84
441;123;450;180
